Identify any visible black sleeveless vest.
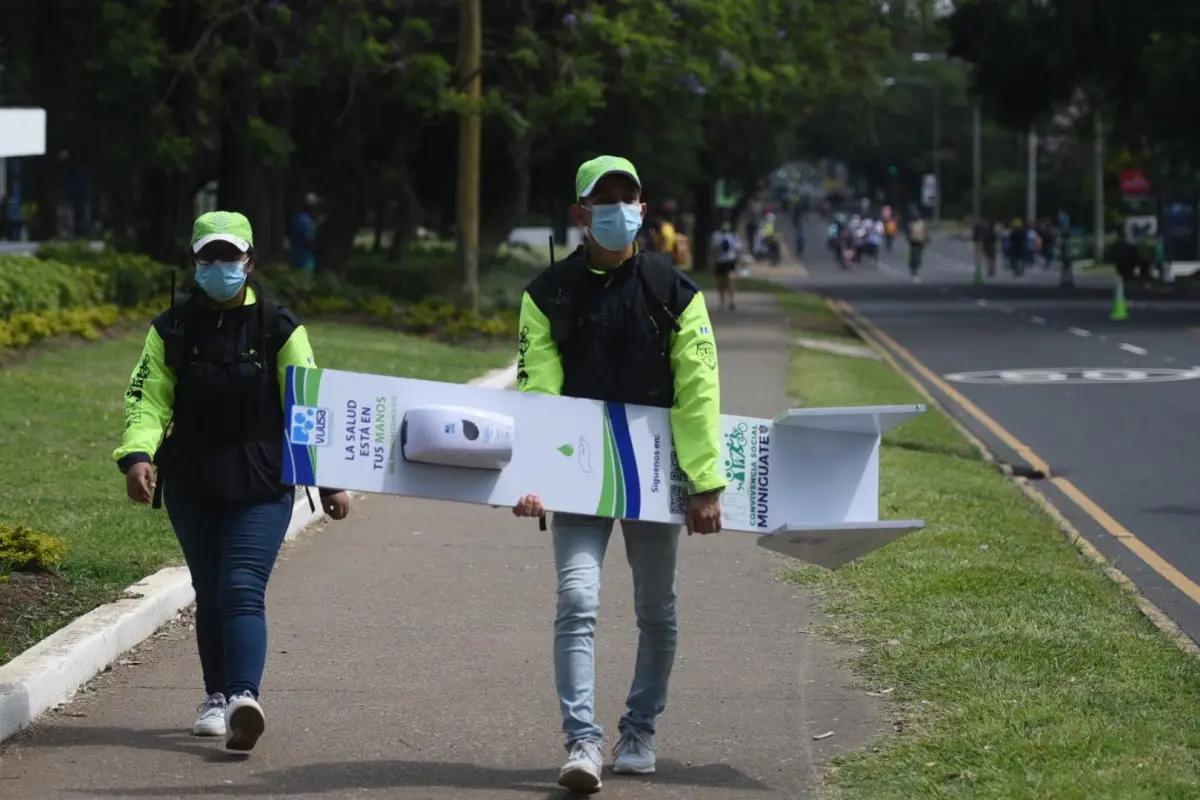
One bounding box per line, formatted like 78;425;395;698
152;289;290;503
525;249;698;408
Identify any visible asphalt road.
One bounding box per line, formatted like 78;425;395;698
0;292;884;799
787;217;1200;644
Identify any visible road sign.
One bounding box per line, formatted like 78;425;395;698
921;173;937;207
943;367;1200;385
1120;168;1151;196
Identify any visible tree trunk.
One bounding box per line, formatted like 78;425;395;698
373;201;387;251
511;132;534;219
387;167;423;265
317;103;369;275
142;168;188;266
691;177;716;274
216;18;271;257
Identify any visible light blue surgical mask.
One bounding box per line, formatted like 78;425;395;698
586;203;643;252
195;260;247;302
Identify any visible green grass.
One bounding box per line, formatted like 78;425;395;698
777;290;1200;799
0;323;512;664
687;269;783;295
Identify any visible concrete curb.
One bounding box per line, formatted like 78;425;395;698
0;361;518;743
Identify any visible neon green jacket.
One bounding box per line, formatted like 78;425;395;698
113;287;316;469
517;266;725;495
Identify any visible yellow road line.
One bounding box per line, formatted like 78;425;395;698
834;297;1200;609
834;300;1050;475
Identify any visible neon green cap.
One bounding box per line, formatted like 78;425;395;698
575;155;641;200
191;211;254;253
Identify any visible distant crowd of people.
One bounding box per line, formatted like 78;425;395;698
824;202;927;277
971;214;1073;278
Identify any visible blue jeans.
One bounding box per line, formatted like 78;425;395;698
164;484;293;699
552;512;681;746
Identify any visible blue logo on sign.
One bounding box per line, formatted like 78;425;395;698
290;406;332;447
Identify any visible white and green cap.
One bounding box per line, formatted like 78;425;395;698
191;210;254;253
575;155;641;200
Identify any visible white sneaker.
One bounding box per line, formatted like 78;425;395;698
558;739;603;793
224;691;266;752
191;693;226;737
612;727;656;775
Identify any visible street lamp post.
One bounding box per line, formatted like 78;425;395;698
972;102;982;220
932;79;942;225
882;75;940;223
908;52;982;225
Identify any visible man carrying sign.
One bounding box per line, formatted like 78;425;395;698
512;155;726;792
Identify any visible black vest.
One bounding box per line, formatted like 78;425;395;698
152;290;291;503
526;249;697;408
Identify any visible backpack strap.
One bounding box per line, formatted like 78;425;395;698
542;252;588;347
635;252;686;335
160;298;196;376
251;284;284;366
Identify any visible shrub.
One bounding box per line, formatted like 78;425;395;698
396;298;517;341
0;298;165;353
0;524;68;573
0;256;109;317
35;243;174;307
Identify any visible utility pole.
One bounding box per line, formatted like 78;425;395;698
456;0;482;314
1025;126;1038;223
1092;112;1104;263
932;80;942;225
971;101;982;220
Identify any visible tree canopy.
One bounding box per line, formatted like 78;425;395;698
947;0;1200;162
0;0;892;274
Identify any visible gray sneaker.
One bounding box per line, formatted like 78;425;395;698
191;693;226;737
612;727;656;775
558;739;603;793
224;690;266;752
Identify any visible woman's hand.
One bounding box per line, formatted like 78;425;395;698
322;491;352;521
126;462;156;505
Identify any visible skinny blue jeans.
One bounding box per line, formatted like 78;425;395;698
164;484;293;699
551;512;681;747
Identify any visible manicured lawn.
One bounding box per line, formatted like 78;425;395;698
777;291;1200;799
0;323;512;664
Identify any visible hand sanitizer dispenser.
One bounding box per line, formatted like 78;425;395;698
400;405;515;471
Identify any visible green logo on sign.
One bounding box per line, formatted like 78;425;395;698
557;443;574;457
723;423;749;493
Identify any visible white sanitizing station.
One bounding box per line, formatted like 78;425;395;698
280;366;926;570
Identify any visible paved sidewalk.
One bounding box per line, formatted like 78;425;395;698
0;293;883;799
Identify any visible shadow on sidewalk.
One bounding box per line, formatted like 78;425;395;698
55;737;772;797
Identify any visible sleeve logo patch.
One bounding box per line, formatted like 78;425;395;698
517;325;531;387
695;340;717;371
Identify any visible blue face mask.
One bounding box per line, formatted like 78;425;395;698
195;260;247;302
587;203;643;252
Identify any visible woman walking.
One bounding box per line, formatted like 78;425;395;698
113;211;350;752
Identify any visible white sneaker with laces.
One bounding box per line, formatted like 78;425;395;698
191;693;226;737
224;691;266;752
612;727;656;775
558;739;603;793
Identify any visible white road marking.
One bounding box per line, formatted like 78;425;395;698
1068;327;1091;337
1031;316;1046;325
976;299;988;307
944;367;1200;385
1119;343;1149;355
